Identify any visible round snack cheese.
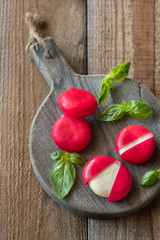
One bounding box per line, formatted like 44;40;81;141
52;114;91;152
115;125;155;164
82;155;132;201
58;87;97;118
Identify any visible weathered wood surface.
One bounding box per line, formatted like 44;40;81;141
1;0;160;239
88;0;160;239
0;0;87;240
30;37;160;219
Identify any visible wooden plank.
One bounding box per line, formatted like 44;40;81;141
37;0;87;75
87;0;159;239
155;0;160;99
0;0;87;239
152;1;160;239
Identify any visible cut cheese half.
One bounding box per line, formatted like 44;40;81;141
119;132;154;155
88;162;120;198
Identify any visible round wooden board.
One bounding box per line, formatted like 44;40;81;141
29;38;160;218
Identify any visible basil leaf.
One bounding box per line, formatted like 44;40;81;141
96;104;125;121
51;160;76;199
140;170;158;186
50;151;69;162
122;99;129;112
69;153;85;164
108;79;114;90
98;81;110;104
98;62;130;104
127;100;152;119
97;99;152;122
107;61;130;82
122;99;127;105
157;169;160;180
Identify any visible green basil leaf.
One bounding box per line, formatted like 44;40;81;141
122;99;127;105
69;153;85;164
107;61;130;82
107;79;114;90
140;170;158;186
50;151;69;162
51;160;76;199
96;104;125;121
127;100;152;119
122;99;129;112
98;81;110;104
157;169;160;180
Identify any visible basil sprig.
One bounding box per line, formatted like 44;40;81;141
140;169;160;186
96;100;152;122
98;61;131;104
50;151;85;199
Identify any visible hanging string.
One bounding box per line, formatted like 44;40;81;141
25;12;52;59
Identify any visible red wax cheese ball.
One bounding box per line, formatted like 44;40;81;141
52;114;91;152
58;87;97;118
82;155;132;201
115;125;155;164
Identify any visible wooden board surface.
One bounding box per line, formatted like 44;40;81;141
30;37;160;218
1;0;160;239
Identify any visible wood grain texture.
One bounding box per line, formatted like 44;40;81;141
30;37;160;219
0;0;87;240
37;0;87;75
1;0;160;239
87;0;160;239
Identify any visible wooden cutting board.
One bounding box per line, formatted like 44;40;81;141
29;37;160;218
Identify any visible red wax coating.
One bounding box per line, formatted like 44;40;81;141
82;155;116;184
115;125;151;152
58;87;97;118
108;164;132;202
120;138;155;164
82;155;132;201
115;125;155;164
52;114;91;152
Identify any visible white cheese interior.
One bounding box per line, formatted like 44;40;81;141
119;133;153;155
88;163;120;198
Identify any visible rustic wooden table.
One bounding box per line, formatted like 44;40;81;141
1;0;160;239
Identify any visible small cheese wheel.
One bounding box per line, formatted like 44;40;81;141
115;125;155;164
82;155;132;201
52;114;91;152
89;162;120;198
58;87;97;118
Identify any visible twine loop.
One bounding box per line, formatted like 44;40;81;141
25;13;52;59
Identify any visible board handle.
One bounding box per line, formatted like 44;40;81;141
30;37;75;90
